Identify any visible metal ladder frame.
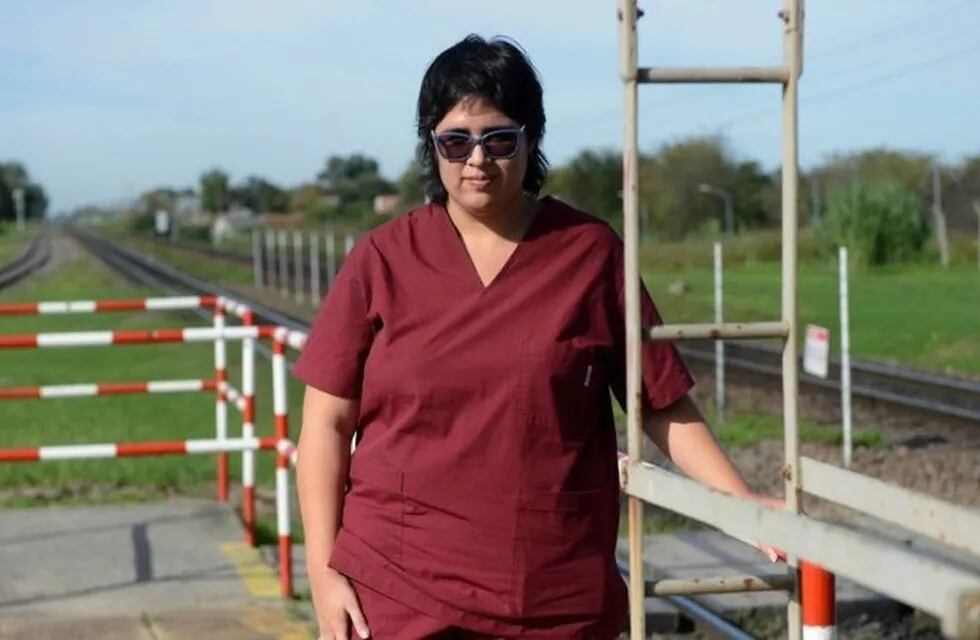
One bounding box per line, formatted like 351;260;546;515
617;2;980;639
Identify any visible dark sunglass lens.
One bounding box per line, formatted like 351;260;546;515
483;131;519;158
436;135;473;160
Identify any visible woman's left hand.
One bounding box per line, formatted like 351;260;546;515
746;493;788;563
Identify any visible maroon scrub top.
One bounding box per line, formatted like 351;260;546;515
294;196;694;637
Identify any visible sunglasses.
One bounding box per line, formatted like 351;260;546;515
430;125;526;162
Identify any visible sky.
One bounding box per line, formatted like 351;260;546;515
1;0;978;214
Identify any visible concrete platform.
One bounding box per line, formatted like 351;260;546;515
0;498;313;639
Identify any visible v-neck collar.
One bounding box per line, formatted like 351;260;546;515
439;197;548;294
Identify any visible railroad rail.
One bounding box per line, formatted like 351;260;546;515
0;229;51;290
681;341;980;423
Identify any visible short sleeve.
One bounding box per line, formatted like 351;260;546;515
606;240;695;413
293;240;376;399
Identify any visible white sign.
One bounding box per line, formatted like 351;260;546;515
154;210;170;236
803;324;830;378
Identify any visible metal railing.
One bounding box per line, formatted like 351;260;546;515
617;2;980;639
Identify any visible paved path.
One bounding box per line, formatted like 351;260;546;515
0;499;313;639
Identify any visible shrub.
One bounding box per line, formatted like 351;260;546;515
822;182;928;265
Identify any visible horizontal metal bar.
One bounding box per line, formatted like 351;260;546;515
647;321;789;341
800;457;980;558
624;460;980;637
648;573;794;597
638;66;787;84
616;561;756;640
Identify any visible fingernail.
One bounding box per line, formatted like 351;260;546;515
358;627;370;638
766;549;778;563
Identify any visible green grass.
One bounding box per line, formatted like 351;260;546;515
113;235;254;287
0;253;306;513
643;260;980;376
0;224;35;264
710;411;885;449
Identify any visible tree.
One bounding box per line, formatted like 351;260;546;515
395;161;426;209
317;154;380;187
289;183;328;213
200;168;231;213
823;181;928;266
233;176;287;213
316;154;394;204
639;136;772;239
0;161;48;221
546;149;622;227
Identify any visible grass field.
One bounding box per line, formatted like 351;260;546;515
0;225;33;264
118;236;255;286
0;252;306;510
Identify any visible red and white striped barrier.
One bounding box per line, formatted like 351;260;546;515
214;303;229;502
0;436;279;463
0;326;274;349
0;295;218;316
802;561;837;639
272;330;293;597
0;296;311;598
241;309;258;546
0;379;216;400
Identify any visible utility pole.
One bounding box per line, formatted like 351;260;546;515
810;176;821;227
931;164;950;268
12;187;25;231
973;200;980;271
697;183;734;236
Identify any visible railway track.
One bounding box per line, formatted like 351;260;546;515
71;228;758;638
682;340;980;424
0;230;52;290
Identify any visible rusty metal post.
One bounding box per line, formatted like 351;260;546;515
618;1;645;638
780;1;804;638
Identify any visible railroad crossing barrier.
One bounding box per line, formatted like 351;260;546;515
0;295;297;594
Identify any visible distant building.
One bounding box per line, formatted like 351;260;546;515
373;194;400;215
175;193;201;217
212;207;259;245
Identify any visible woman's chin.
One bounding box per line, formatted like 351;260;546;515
452;188;516;215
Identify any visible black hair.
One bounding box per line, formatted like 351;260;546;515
416;35;548;204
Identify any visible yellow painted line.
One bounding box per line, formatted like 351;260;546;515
242;609;312;640
219;541;281;599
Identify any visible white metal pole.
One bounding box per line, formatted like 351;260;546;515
241;326;256;544
714;241;725;423
251;229;262;289
309;231;321;305
277;231;288;297
326;231;337;288
293;231;304;304
265;230;276;291
839;246;852;468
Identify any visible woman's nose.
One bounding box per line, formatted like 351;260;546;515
466;141;490;166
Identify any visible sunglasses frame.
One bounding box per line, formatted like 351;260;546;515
430;125;526;162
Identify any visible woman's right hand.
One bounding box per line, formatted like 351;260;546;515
315;569;370;640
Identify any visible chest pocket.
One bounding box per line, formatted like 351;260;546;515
522;341;604;446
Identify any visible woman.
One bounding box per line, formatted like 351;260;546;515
295;35;776;640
